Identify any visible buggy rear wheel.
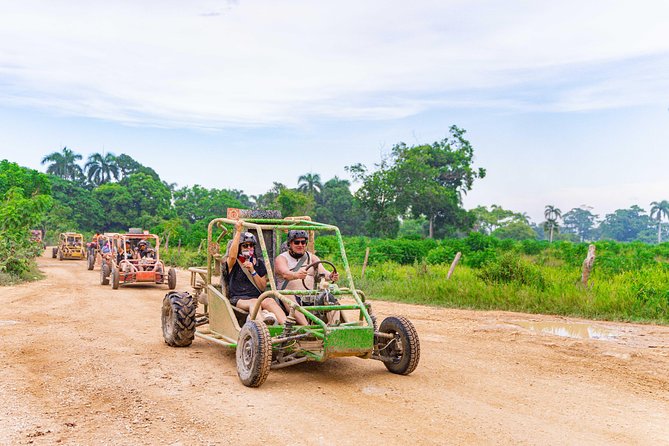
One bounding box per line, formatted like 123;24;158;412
167;267;177;290
111;267;120;289
236;320;272;388
162;291;196;347
87;253;95;270
100;263;110;285
376;316;420;375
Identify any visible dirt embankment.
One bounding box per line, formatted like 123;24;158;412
1;251;668;445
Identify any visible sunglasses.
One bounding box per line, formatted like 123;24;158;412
292;239;307;245
241;243;254;248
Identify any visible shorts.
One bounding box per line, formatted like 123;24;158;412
229;295;255;306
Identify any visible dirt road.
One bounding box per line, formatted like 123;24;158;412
1;251;668;445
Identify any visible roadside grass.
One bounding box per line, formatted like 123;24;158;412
351;262;669;325
0;261;44;286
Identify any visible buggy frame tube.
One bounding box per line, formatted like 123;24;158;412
206;217;373;328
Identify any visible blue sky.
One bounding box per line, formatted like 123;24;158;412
1;0;668;223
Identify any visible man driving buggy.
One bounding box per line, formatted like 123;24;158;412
137;240;156;259
274;230;339;325
136;239;156;270
224;220;288;326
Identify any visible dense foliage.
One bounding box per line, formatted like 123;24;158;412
0;161;52;280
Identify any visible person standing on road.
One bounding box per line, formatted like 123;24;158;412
224;220;286;325
274;230;339;325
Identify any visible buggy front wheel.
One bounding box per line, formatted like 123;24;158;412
236;320;272;388
87;253;95;270
167;267;177;290
100;263;110;285
111;267;120;289
162;291;196;347
375;316;420;375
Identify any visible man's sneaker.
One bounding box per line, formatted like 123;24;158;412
260;309;277;325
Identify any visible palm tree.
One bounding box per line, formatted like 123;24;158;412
650;200;669;243
297;172;322;196
85;152;119;186
41;147;83;181
544;205;562;243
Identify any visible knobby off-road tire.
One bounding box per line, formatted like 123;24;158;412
167;268;177;290
161;291;196;347
52;248;57;259
87;254;95;270
111;267;120;289
377;316;420;375
100;263;110;285
236;320;272;388
58;249;63;261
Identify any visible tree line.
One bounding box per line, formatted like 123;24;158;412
34;125;488;244
2;123;669;279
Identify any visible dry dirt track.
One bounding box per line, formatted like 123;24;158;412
1;251;669;446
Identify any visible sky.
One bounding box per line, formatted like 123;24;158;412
1;0;669;223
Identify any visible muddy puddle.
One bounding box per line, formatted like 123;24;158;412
514;321;616;340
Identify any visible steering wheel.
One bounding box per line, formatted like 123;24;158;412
301;260;338;290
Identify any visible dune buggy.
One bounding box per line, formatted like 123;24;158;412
86;233;116;271
100;231;177;290
52;232;85;261
161;211;420;387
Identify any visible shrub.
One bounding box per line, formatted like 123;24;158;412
426;245;458;265
477;252;546;289
464;249;497;268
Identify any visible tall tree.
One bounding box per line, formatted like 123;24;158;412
598;206;654;242
115;153;161;181
41;147;83;182
314;176;364;235
650;200;669;243
173;185;243;223
346;161;400;238
562;207;598;242
277;188;314;217
85;152;119;186
391;125;486;238
471;205;527;235
348;125;485;238
121;173;172;228
544;205;562;242
297;172;322;196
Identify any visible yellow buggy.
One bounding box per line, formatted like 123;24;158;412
52;232;85;261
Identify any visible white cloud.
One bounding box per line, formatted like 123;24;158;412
1;0;668;128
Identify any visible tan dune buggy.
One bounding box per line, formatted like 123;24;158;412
52;232;85;261
100;232;177;290
87;233;116;271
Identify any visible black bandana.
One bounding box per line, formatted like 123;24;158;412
288;250;305;260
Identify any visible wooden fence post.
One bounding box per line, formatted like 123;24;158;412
447;252;462;280
178;239;181;257
581;244;596;286
361;247;370;279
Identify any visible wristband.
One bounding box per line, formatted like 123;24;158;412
251;271;258;276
